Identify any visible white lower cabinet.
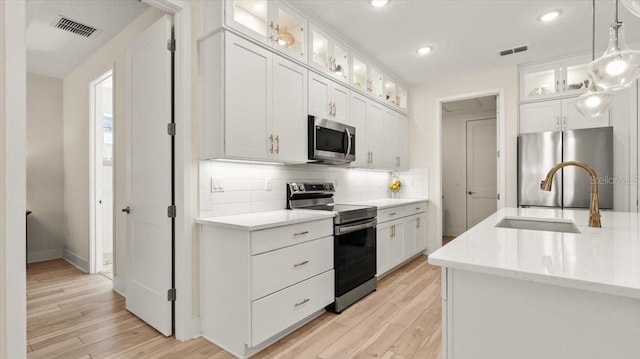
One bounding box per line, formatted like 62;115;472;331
200;218;334;358
376;202;428;277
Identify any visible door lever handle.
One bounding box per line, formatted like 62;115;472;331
467;191;475;195
122;206;131;214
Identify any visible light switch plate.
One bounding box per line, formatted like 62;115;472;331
211;177;224;192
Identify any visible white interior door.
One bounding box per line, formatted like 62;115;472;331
466;118;497;229
125;14;173;336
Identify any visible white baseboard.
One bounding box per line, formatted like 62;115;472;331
113;275;126;297
28;248;63;263
62;249;89;273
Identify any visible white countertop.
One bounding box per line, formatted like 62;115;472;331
196;209;335;231
348;198;428;209
429;207;640;299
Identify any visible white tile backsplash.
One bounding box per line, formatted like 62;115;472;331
198;160;429;217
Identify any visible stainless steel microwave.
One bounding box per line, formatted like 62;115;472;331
308;115;355;164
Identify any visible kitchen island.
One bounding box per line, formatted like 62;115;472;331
429;207;640;359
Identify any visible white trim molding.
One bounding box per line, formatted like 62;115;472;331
0;1;27;358
63;249;89;273
436;88;507;248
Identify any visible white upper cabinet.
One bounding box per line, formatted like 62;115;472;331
519;55;591;102
519;101;562;134
369;67;384;99
309;24;350;84
308;72;350;123
225;0;307;62
519;98;610;134
384;109;409;171
224;32;273;160
272;55;308;162
349;92;369;167
201;32;308;162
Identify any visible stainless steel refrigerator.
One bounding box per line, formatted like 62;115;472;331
518;126;613;209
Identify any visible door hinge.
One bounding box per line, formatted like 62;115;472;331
167;288;176;301
167;205;177;218
497;150;500;157
167;38;176;52
497;193;501;200
167;123;176;136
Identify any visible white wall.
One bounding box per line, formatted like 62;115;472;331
26;73;64;262
0;1;27;358
62;7;165;276
409;66;518;252
442;110;495;236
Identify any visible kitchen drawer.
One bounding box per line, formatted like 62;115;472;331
251;236;333;300
251;270;334;346
378;202;428;223
251;218;333;255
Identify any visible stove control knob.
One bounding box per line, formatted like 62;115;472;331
291;183;298;191
324;184;330;190
299;184;305;191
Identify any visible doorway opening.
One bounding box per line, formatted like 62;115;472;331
90;69;114;278
439;91;505;246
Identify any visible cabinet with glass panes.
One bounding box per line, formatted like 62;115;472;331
519;54;591;102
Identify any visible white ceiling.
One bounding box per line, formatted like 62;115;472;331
442;95;496;115
295;0;640;85
26;0;149;78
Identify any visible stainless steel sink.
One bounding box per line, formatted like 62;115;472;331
495;217;581;234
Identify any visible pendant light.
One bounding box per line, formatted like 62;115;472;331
577;0;613;117
587;0;640;91
622;0;640;17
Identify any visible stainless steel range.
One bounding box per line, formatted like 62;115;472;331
287;182;377;313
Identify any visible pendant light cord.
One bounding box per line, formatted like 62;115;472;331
592;0;596;61
616;0;619;23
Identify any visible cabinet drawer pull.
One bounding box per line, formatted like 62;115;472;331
293;230;309;237
269;134;274;153
294;298;310;307
416;207;421;211
389;212;397;216
416;218;421;228
275;135;280;154
293;260;309;268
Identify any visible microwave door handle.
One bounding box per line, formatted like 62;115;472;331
344;128;351;156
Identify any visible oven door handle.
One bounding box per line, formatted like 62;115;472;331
337;219;377;235
344;127;352;157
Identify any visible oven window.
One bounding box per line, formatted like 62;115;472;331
334;226;376;296
316;127;346;153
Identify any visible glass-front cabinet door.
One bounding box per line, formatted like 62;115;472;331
564;63;589;95
225;1;306;62
331;41;349;83
397;86;407;111
521;68;557;101
352;55;367;91
384;79;396;105
311;29;329;70
271;2;306;62
226;0;270;43
309;23;350;83
369;68;383;98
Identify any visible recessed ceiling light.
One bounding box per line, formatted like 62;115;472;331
538;10;562;22
417;46;433;56
369;0;389;8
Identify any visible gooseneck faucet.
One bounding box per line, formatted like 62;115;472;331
540;161;601;228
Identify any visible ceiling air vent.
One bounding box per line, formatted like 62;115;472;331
499;45;528;57
52;16;100;38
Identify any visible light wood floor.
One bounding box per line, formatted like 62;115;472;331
27;256;441;359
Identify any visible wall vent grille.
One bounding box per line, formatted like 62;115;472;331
52;16;99;38
499;45;528;56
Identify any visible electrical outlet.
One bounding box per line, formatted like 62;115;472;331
265;178;272;191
